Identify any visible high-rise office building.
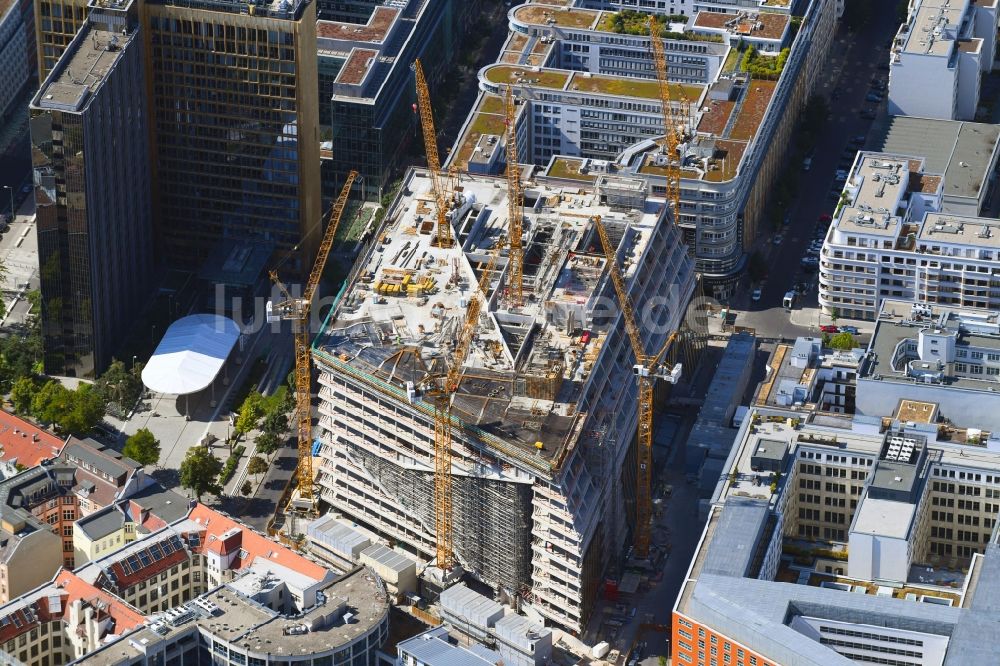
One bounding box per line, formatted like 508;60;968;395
34;0;88;78
145;0;321;273
30;0;154;377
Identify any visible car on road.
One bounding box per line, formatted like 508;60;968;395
865;92;882;103
820;324;839;334
752;288;762;301
840;325;859;335
772;234;783;246
801;156;812;171
861;108;877;119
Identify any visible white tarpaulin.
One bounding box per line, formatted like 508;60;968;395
141;314;240;395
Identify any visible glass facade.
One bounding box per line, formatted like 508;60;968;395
145;2;321;273
34;0;88;77
31;8;154;377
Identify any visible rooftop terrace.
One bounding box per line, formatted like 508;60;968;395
692;11;790;42
316;6;399;44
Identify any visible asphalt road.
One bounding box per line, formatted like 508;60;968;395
0;134;31;217
729;4;902;340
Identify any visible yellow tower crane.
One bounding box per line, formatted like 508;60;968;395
421;244;501;569
504;85;524;308
412;58;453;248
594;216;681;558
267;170;358;512
648;16;684;224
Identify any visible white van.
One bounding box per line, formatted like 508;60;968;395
783;291;796;310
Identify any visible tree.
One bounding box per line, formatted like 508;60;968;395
10;376;40;415
240;480;252;497
830;307;840;324
31;380;72;425
96;359;144;417
59;383;106;435
829;332;856;351
255;430;281;457
234;391;265;439
123;428;160;467
261;409;288;436
180;446;223;501
247;455;268;481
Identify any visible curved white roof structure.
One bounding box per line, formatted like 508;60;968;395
141;314;241;395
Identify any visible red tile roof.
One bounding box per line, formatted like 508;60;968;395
108;547;188;589
187;504;328;581
54;570;145;631
0;571;145;644
0;411;64;467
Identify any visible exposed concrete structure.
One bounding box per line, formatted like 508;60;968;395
312;167;695;632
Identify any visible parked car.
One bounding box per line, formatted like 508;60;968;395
865;93;882;103
802;157;813;171
820;324;839;334
861;108;877;119
819;213;832;223
772;235;783;246
752;288;762;301
840;325;859;335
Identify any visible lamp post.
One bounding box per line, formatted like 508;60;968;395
2;186;13;220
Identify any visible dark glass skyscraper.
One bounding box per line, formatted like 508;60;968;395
30;0;154;376
145;0;322;274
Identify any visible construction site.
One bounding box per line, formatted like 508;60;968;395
310;166;696;632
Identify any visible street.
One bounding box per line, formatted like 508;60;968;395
585;9;904;663
727;5;901;341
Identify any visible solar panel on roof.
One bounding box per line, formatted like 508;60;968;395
138;551;151;567
120;559;132;574
149;543;163;560
12;614;22;628
162;539;174;555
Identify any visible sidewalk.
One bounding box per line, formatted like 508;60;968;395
789;305;873;336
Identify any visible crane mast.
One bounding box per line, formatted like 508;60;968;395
413;59;453;248
504;85;524;308
268;170;357;511
425;245;500;569
594;215;680;557
648;16;683;224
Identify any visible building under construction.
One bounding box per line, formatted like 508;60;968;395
312;168;695;632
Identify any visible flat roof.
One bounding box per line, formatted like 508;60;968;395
316;6;398;43
34;26;133;112
701;498;770;578
692;11;789;41
871;116;1000;204
917;213;1000;248
511;4;600;30
864;299;1000;389
851;496;915;539
901;0;964;56
141;314;240;395
896;399;938;423
836;155;910;237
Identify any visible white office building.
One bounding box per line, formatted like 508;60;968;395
888;0;999;120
